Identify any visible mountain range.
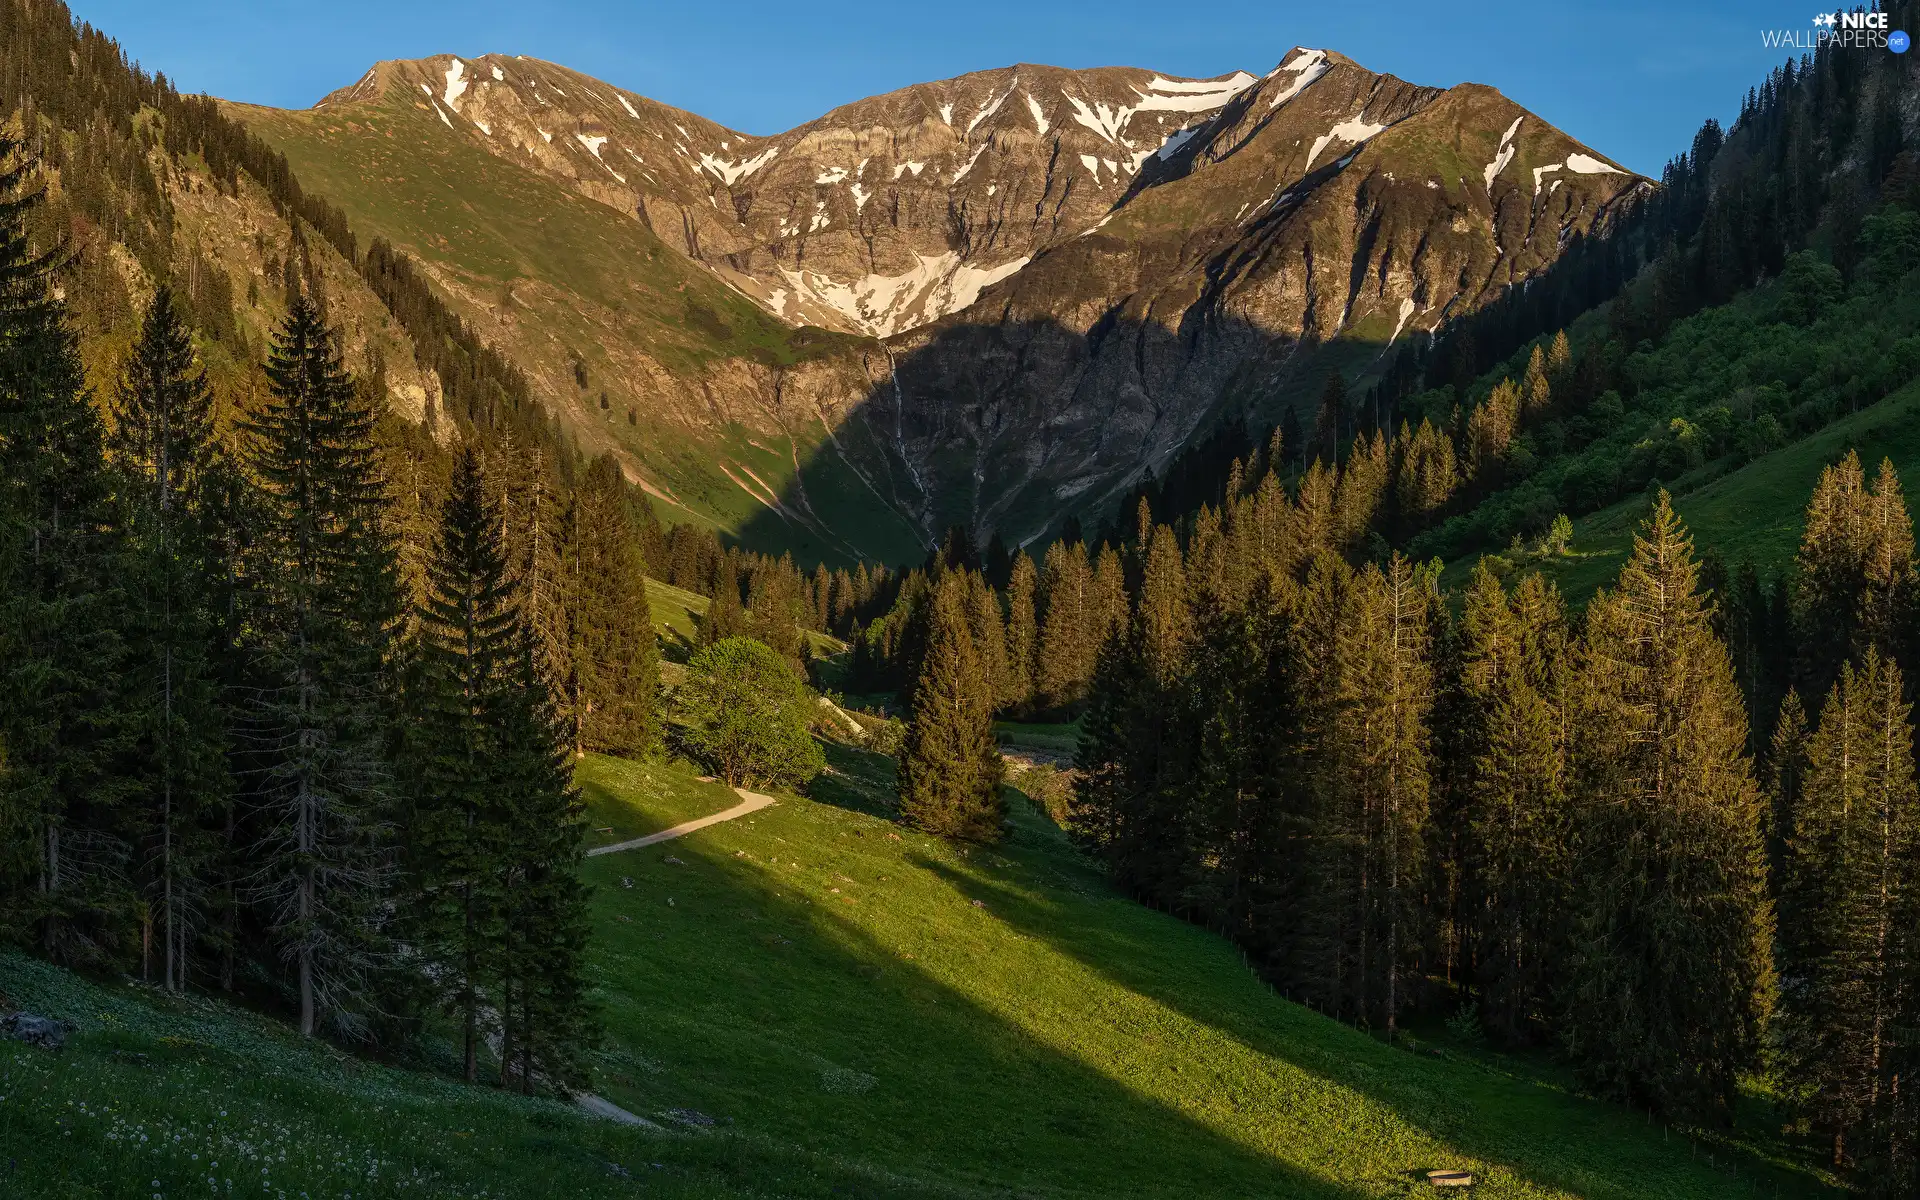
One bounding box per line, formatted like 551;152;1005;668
225;46;1645;562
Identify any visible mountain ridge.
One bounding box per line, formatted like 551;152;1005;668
230;44;1646;557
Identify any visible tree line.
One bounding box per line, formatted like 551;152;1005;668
1043;435;1920;1192
0;143;669;1089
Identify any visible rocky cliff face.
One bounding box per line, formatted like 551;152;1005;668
264;46;1646;554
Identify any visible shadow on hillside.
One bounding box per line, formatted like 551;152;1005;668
912;849;1839;1199
802;741;900;821
578;783;1367;1199
731;308;1403;567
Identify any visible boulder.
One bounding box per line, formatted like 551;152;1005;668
1;1012;74;1051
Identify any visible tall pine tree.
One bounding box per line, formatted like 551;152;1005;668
565;455;657;757
899;573;1004;842
1777;650;1920;1176
239;292;403;1037
1562;493;1772;1118
108;285;233;991
0;135;133;964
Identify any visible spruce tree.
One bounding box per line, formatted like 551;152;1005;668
698;553;750;646
408;446;518;1081
1326;553;1434;1035
108;285;232;991
1796;453;1915;707
1076;523;1195;898
1767;689;1810;884
1311;372;1346;464
1036;540;1093;712
1777;650;1920;1175
1562;493;1772;1118
1004;551;1039;712
566;456;658;757
239;292;402;1037
966;576;1010;711
898;573;1005;842
1458;564;1568;1044
1332;431;1390;553
496;659;598;1093
0;134;132;963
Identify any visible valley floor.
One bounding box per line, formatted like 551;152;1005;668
1;747;1842;1198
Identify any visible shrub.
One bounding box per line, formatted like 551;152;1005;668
676;637;824;789
1014;764;1076;827
864;717;906;757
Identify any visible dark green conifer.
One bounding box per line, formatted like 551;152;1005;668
1458;564;1568;1044
240;292;403;1037
1037;540;1094;712
1562;493;1772;1118
1004;551;1038;712
0;134;133;962
1777;650;1920;1175
109;285;232;991
899;574;1004;842
565;456;657;757
408;446;518;1081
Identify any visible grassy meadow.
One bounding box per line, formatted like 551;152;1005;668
1450;378;1920;604
1;743;1845;1198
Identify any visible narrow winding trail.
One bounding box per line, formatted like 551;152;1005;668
578;786;777;1129
585;788;777;858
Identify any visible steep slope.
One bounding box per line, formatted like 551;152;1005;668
236;47;1645;556
872;50;1645;537
231;87;932;566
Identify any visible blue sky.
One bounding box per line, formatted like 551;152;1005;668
73;0;1859;175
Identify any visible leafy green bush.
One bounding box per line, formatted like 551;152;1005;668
676;637;823;789
863;716;906;757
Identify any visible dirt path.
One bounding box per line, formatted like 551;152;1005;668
585;788;777;858
577;787;777;1129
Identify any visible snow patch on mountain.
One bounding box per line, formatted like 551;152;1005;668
1306;116;1387;171
951;145;988;183
817;165;850;184
892;160;926;179
576;133;608;158
968;82;1016;133
1079;153;1102;178
490;65;505;81
1484;116;1522;191
1131;73;1256;114
617;94;639;119
1267;49;1328;109
1064;73;1251;145
851;181;871;211
938;102;954;125
1027;93;1050;136
443;58;468;109
1533;163;1560;195
775;251;1030;336
1565;153;1621;175
1066;95;1129;143
1155;126;1199;162
700;146;779;185
1391;297;1416;342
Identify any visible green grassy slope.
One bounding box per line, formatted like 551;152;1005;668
0;745;1839;1197
229;95;927;568
1461;380;1920;603
0;952;923;1199
579;745;1832;1199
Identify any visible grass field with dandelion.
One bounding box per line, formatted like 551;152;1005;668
2;744;1845;1198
